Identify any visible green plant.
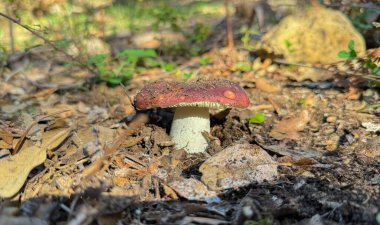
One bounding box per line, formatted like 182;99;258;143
151;2;210;56
299;98;306;106
188;23;210;55
338;40;357;60
364;57;380;75
152;3;186;32
87;49;157;85
350;7;379;32
159;22;210;56
243;218;272;225
376;213;380;224
161;62;176;72
175;70;193;80
234;62;251;72
284;39;295;53
249;112;265;124
241;27;258;51
199;57;211;65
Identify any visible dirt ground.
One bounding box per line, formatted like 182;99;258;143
1;50;379;224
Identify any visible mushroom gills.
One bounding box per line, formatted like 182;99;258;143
170;106;210;153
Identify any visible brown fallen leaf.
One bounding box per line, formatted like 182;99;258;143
113;177;131;187
0;126;14;148
270;109;311;140
168;177;220;203
0;128;71;198
41;104;76;119
162;183;178;200
255;77;282;93
346;86;361;100
22;88;57;100
108;103;135;120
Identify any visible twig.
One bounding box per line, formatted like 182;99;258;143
225;1;234;51
0;12;98;75
5;7;15;53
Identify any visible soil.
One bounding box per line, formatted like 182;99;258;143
1;60;379;224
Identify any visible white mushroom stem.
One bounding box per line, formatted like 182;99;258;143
170;106;210;153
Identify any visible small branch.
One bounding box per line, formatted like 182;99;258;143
0;12;98;75
225;1;234;51
5;7;15;53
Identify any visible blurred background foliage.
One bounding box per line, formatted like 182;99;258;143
0;0;378;85
0;0;224;52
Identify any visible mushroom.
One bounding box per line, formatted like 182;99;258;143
134;79;250;153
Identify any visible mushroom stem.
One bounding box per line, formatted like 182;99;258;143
170;106;210;153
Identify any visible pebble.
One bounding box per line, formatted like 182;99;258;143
323;127;336;135
326;116;337;123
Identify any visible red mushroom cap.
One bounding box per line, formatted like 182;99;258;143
134;79;250;110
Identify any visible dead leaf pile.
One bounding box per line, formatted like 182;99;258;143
0;127;71;198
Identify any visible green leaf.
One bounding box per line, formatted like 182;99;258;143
87;54;108;65
349;50;357;59
161;63;175;72
199;57;211;65
376;213;380;224
284;39;295;53
104;77;123;85
234;62;251;72
183;72;193;79
373;66;380;75
144;58;161;67
364;58;377;70
337;51;350;59
249;112;265;124
118;49;157;58
348;40;355;50
243;218;272;225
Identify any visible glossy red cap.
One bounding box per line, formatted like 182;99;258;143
134;79;250;110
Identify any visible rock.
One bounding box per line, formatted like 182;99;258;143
257;4;365;64
200;143;277;191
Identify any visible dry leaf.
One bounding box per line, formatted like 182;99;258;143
42;104;76;119
0;145;47;198
0;128;14;145
41;128;72;150
23;88;57;100
168;178;220;203
0;140;12;149
255;77;282;93
0;128;71;198
270;109;311;140
162;183;178;200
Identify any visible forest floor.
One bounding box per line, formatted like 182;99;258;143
0;1;379;225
